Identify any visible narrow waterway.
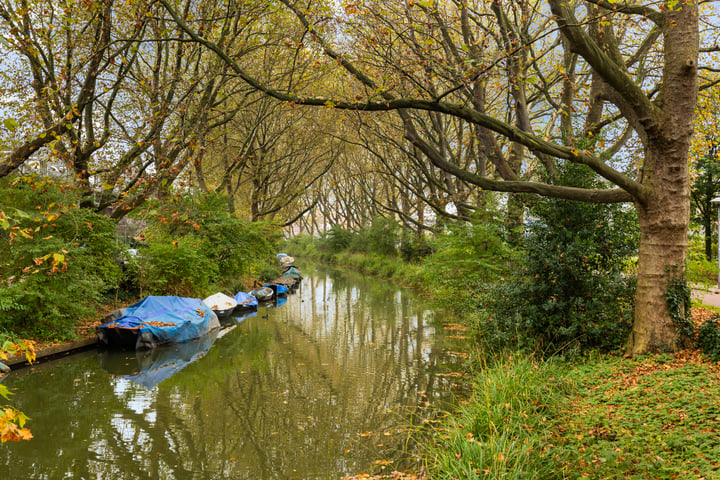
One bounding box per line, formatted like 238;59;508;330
0;264;464;479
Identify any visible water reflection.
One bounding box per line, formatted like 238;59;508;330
101;331;222;389
0;265;461;479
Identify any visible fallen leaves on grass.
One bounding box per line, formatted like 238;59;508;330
552;335;720;479
343;472;426;480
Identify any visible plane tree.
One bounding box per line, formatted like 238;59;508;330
347;110;493;231
0;0;127;181
196;95;341;224
0;0;281;221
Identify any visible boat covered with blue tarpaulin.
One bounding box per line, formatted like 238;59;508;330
233;291;259;309
97;296;220;350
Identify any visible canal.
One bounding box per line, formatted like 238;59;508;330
0;264;464;479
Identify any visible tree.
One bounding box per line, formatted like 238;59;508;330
690;142;720;261
690;82;720;261
492;162;639;352
0;0;261;219
0;0;122;180
159;0;707;355
199;96;341;223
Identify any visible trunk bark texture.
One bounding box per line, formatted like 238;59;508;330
626;2;697;354
628;152;690;354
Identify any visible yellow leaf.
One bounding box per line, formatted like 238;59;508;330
52;253;64;266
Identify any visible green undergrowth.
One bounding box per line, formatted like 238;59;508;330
428;351;720;479
425;354;571;480
331;251;427;288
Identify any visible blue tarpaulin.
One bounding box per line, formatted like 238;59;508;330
264;282;289;296
233;291;258;308
98;296;220;349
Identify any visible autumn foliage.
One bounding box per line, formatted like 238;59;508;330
0;338;35;443
0;176;122;340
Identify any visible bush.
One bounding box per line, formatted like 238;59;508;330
281;233;318;258
351;216;399;256
399;232;434;263
698;315;720;361
318;224;356;253
137;234;217;296
422;215;516;315
687;233;718;285
485;163;639;353
0;175;121;340
129;193;280;295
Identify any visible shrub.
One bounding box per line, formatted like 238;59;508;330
349;216;400;256
281;233;318;258
687;233;718;285
422;215;516;315
698;315;720;361
399;231;434;263
136;234;217;296
0;175;121;340
318;224;356;253
129;193;280;295
485;163;639;353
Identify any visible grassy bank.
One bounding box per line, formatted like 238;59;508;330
425;348;720;480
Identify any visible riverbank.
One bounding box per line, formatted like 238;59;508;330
0;304;123;371
424;304;720;480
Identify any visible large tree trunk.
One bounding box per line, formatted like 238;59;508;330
625;1;697;355
627;174;690;354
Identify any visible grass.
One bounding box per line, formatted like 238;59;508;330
425;354;571;480
550;351;720;479
426;349;720;480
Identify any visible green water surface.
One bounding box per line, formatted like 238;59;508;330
0;265;462;479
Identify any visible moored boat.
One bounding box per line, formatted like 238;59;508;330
264;282;289;297
202;292;238;320
97;296;220;350
271;276;298;291
233;291;259;309
282;265;302;282
249;285;274;302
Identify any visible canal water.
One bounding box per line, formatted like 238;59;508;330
0;264;464;479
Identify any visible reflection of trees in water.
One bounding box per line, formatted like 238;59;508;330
0;268;460;479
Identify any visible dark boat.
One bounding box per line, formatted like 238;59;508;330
233;291;259;309
97;296;220;350
264;282;289;297
282;265;303;282
271;276;298;291
249;286;274;302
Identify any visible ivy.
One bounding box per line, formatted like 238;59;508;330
664;265;695;345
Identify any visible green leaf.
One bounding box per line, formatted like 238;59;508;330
16;411;29;428
3;118;18;131
0;384;12;400
12;208;30;219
